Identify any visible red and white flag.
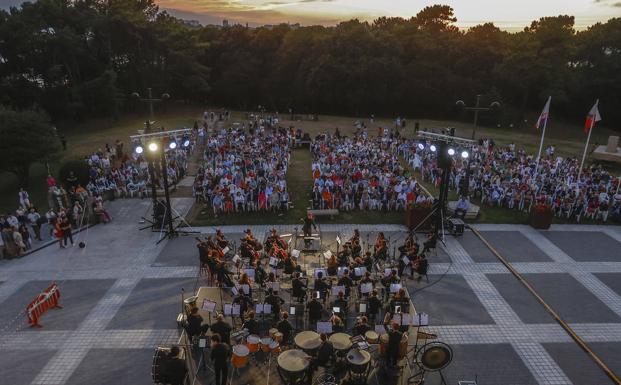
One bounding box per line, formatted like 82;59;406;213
584;100;602;134
535;96;551;130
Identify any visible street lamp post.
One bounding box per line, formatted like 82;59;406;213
456;96;500;140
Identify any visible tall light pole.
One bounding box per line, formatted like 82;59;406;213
456;96;501;140
131;88;170;133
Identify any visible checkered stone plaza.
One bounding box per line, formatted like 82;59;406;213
1;197;621;385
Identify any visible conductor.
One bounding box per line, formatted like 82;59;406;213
302;212;317;248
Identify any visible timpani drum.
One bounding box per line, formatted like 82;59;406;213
329;333;353;352
247;334;260;353
346;348;371;374
232;344;249;368
294;331;321;355
365;331;379;344
277;349;310;385
261;337;274;353
270;340;281;355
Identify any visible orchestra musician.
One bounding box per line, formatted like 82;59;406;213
330;314;345;333
327;252;338;276
282;248;302;274
265;228;286;250
412;253;428;282
349;229;362;258
211;314;232;345
337;243;351;266
306;295;323;325
373;232;388;260
422;230;437;253
242;310;259;335
398;232;418;255
336;268;354;298
186;307;210;340
265;288;285;322
314;271;331;303
277;311;294;345
302;212;317;248
353;315;371;336
210;334;231;385
361;251;373;270
367;289;382;321
359;271;375;297
233;291;254;318
292;272;307;303
331;291;348;323
215;229;229;249
161;346;187;385
244;228;263;251
385;321;403;367
312;333;335;368
238;272;253;296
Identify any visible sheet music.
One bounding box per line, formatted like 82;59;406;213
232;304;241;315
222;246;230;255
314;268;327;278
317;321;332;334
263;304;272;314
232;254;241;264
390;283;402;293
412;312;429;326
374;324;386;335
231;286;239;296
269;256;278;267
224;303;233;315
384;268;393;277
336;235;341;245
241;284;250;295
202;299;217;312
323;250;332;259
393;313;411;325
255;303;264;314
291;249;300;258
243;268;255;278
331;285;345;296
360;283;373;294
337;267;347;277
354;267;367;276
359;303;367;313
402;256;410;264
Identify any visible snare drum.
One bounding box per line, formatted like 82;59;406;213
273;332;283;343
365;331;379;344
232;344;249;368
269;340;281;355
261;337;273;353
247;334;260;353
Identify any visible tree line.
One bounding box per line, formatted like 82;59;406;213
1;0;620;129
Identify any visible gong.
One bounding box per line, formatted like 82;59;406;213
416;341;453;372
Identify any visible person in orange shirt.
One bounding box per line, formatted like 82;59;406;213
322;189;333;209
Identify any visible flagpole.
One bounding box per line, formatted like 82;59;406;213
535;117;548;174
577;115;596;187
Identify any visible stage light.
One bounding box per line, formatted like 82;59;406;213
430;145;437;152
417;143;424;150
448;148;455;156
168;138;177;149
461;150;469;159
135;144;144;154
182;135;190;147
148;142;158;152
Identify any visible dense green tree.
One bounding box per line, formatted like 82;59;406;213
0;107;61;187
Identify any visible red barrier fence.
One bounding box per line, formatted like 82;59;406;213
26;283;62;328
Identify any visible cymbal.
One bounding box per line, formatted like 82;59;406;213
280;233;293;237
417;342;453;371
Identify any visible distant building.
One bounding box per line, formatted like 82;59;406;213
223;19;229;27
182;19;202;28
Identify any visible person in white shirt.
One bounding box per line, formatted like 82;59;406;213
19;188;31;208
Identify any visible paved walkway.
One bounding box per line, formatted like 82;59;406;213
1;203;621;384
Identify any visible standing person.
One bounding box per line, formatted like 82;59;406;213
12;226;26;256
301;212;317;248
27;208;42;241
210;334;230;385
162;346;187;385
46;208;57;239
60;214;73;247
18;188;30;209
54;218;65;249
386;321;403;367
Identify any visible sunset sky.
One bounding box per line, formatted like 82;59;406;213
155;0;621;30
1;0;619;30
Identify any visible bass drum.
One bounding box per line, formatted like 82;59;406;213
152;347;170;383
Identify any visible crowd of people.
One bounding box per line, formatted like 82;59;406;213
310;128;433;212
193;117;292;215
401;136;621;223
